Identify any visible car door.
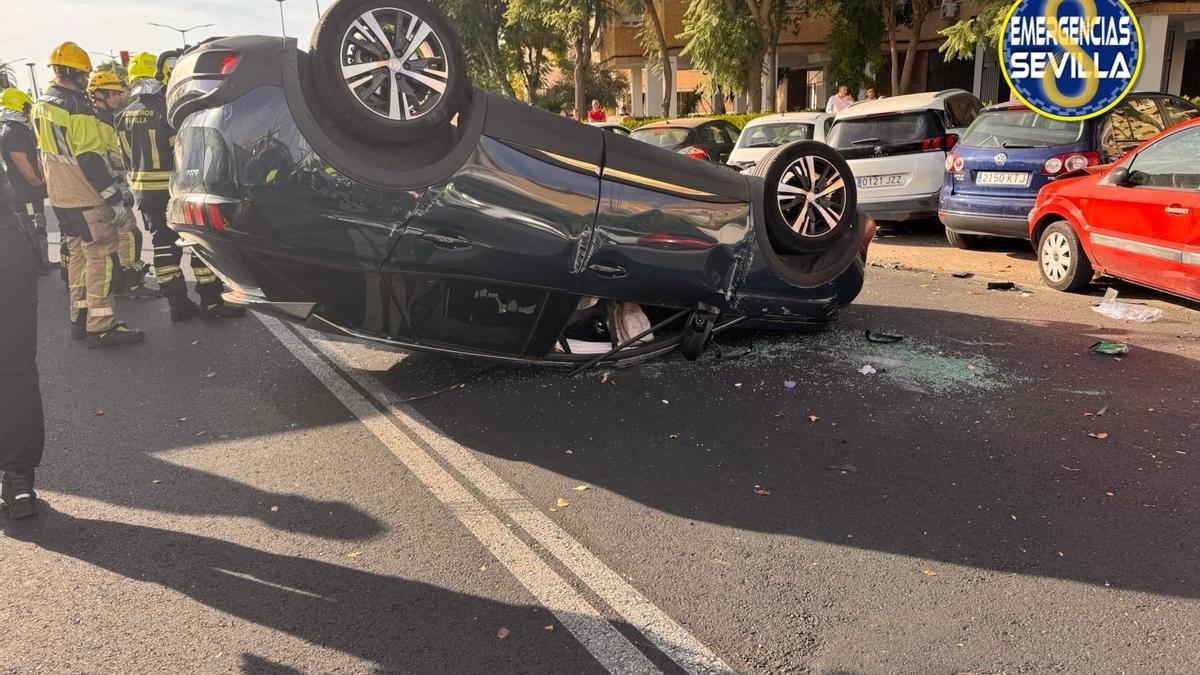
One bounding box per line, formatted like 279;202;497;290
1084;124;1200;297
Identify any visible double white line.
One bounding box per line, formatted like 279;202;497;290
258;314;735;675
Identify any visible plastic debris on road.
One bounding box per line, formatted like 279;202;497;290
752;485;772;496
827;464;859;474
987;282;1016;291
859;365;878;375
784;380;797;389
865;330;904;343
951;271;974;279
1090;341;1131;356
1092;288;1163;323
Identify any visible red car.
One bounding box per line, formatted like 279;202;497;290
1029;118;1200;301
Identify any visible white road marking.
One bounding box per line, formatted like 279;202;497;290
257;315;660;675
258;313;735;674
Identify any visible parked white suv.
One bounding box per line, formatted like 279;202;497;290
827;90;982;222
728;112;834;171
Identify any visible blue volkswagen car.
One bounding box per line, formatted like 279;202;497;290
938;94;1200;249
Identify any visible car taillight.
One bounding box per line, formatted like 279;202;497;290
922;134;958;152
945;152;965;172
1042;151;1100;175
219;54;240;75
680;146;709;161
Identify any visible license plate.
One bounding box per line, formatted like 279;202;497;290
975;171;1031;186
858;174;907;188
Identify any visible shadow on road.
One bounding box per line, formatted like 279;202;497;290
379;303;1200;600
2;508;604;674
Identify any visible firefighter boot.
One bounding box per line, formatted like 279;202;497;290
2;470;38;520
86;322;147;348
71;309;88;341
197;282;246;319
162;279;200;321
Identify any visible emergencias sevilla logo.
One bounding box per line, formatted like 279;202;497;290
1000;0;1143;121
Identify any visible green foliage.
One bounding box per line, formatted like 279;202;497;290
619;112;792;131
679;0;759;94
537;61;628;113
939;0;1009;61
438;0;516;95
823;0;884;91
0;62;15;90
95;60;129;81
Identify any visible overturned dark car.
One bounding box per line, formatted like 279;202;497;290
164;0;873;367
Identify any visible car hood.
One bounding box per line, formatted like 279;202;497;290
728;146;775;165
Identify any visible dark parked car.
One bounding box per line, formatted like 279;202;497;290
163;0;873;366
629;118;741;164
939;94;1200;249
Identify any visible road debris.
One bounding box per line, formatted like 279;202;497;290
94;410;104;417
808;415;820;422
752;485;772;496
951;271;974;279
270;505;280;512
1088;432;1110;440
858;365;878;375
345;550;363;558
1092;288;1163;323
1090;341;1130;356
1084;405;1109;417
572;484;590;491
555;497;570;508
496;626;510;640
544;624;555;632
784;380;797;389
986;282;1016;291
922;569;937;577
401;381;466;403
827;464;858;474
600;371;610;384
865;330;904;344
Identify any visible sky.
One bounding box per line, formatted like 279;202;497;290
1;0;323;93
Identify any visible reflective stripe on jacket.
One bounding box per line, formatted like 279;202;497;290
31;84;121;209
115;85;173;206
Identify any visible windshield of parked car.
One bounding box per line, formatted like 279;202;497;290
827;112;940;149
735;122;815;149
630;127;692;148
959;110;1084;148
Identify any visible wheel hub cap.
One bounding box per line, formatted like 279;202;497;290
776;154;847;238
339;7;450;122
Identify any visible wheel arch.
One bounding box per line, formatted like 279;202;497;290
1032;210;1100;270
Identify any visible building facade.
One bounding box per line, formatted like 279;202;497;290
598;0;1200;117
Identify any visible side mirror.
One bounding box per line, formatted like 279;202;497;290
1107;166;1131;186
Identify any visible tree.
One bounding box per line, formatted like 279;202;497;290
508;16;564;102
822;0;884;94
620;0;673;116
440;0;519;98
511;0;609;120
680;0;757;105
536;59;628;113
939;0;1008;61
0;62;15;90
96;60;129;82
897;0;936;94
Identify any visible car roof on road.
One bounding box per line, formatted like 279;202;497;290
837;90;971;119
635;117;722;129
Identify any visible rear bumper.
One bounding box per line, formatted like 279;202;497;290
858;191;940;221
938;193;1036;239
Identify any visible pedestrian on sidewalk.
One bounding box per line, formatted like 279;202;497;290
0;136;45;519
825;85;854;114
587;99;607;122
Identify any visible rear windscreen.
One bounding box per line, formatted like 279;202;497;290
828;112;942;149
959;110;1083;148
630;128;691;148
735;123;815;149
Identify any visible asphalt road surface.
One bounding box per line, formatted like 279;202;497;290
3;244;1199;674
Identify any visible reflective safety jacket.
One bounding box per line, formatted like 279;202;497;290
95;107;127;182
30;83;122;209
115;80;173;208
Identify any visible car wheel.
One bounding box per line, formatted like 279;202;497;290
679;312;715;361
944;228;981;250
310;0;469;145
752;141;857;255
1038;221;1093;292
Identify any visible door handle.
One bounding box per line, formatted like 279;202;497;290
587;263;628;279
1165;205;1190;216
419;231;471;249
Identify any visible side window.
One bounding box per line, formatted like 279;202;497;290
719;123;739;144
1100;103;1136;161
824;117;835;137
1160;97;1200;126
1125;97;1167;140
1126;126;1200;191
944;95;979;129
699;125;724;145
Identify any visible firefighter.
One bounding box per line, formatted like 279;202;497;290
31;42;145;346
116;51;244;321
0;117;46;519
87;70;157;299
0;87;50;274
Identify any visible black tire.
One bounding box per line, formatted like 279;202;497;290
679;313;715;361
1038;220;1093;292
944;228;981;250
310;0;469;145
751;141;857;255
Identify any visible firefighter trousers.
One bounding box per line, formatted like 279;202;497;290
57;205;121;334
0;221;45;472
141;206;221;304
117;207;144;277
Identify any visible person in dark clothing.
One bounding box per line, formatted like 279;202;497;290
0;134;45;519
0;87;50;274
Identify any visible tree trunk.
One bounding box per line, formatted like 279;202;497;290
482;47;517;99
764;43;778;113
574;40;589;121
641;0;673;117
899;0;931;94
883;9;899;96
745;44;768;113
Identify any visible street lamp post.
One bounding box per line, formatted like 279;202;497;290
147;22;215;49
26;63;39;95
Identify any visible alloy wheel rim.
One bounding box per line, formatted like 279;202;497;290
1041;231;1072;282
776;155;847;238
339;7;449;121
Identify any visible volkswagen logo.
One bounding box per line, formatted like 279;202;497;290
994;152;1008;166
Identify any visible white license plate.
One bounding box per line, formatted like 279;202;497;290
858;174;907;188
975;171;1031;186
